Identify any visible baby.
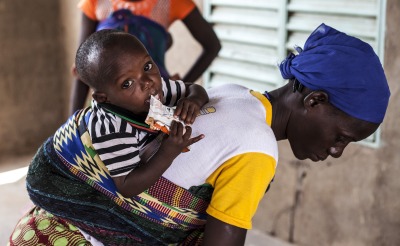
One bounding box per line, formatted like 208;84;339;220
74;29;209;198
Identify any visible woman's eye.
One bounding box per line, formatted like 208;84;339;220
122;80;133;89
336;136;347;144
144;63;153;71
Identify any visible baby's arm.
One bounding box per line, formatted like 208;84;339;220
174;83;209;125
112;121;203;198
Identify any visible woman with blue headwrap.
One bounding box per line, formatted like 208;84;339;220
275;23;390;162
9;23;390;246
200;23;389;245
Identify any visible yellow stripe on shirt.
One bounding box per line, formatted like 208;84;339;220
250;90;273;126
205;152;276;229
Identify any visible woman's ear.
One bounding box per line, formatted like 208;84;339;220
303;91;329;109
92;91;108;103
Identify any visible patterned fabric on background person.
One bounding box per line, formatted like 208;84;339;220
79;0;195;29
79;0;196;80
96;9;170;79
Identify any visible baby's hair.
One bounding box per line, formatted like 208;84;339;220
75;29;145;90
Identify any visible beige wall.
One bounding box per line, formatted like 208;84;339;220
0;0;75;157
0;0;399;245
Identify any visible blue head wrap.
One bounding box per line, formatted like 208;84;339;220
279;23;390;124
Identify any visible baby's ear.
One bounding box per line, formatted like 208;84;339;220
92;91;108;103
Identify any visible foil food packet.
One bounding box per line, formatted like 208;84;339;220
145;95;189;152
145;95;187;133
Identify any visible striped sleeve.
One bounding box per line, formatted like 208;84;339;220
162;79;187;107
88;103;141;177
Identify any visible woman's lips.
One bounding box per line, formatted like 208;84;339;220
310;154;327;162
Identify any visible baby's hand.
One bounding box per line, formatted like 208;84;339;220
161;121;204;157
174;98;201;125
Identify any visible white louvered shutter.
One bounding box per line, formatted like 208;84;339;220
203;0;386;147
203;0;287;92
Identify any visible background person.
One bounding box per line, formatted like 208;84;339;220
70;0;221;115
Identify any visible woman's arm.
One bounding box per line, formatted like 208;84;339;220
181;7;221;83
203;215;247;246
69;13;98;115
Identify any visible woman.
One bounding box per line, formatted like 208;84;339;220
10;23;390;245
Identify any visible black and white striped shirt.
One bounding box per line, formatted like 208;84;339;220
87;79;186;177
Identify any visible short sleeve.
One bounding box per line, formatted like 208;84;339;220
92;132;141;178
170;0;196;22
205;153;276;229
78;0;98;20
162;79;187;107
88;102;142;177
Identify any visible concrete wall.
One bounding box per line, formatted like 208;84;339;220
0;0;399;245
0;0;79;157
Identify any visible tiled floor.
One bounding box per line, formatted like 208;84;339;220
0;155;293;246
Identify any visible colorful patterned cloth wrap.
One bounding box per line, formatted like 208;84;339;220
17;108;213;245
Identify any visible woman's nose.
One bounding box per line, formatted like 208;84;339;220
329;146;344;158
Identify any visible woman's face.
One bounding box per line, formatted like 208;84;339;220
287;100;379;162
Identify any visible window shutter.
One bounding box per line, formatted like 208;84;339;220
203;0;386;147
203;0;287;92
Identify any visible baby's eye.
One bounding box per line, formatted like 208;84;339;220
144;63;153;71
122;80;133;89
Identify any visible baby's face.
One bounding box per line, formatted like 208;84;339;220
103;47;163;118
